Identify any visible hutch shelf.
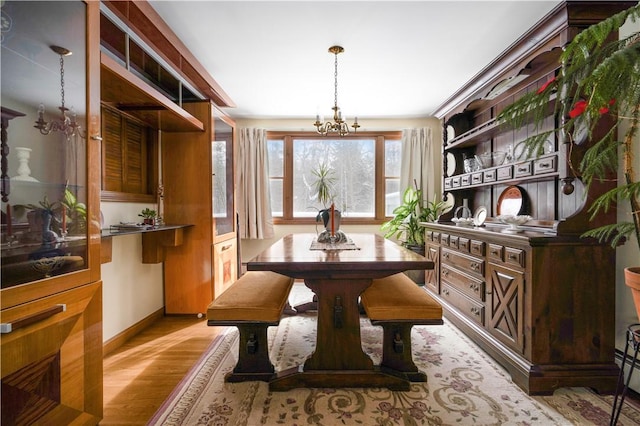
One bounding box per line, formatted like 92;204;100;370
427;1;634;395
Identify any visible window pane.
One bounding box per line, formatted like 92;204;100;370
267;139;284;176
270;179;283;217
385;139;402;177
385;178;400;216
293;139;375;218
267;139;284;216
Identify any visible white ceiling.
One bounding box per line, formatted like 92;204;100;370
149;1;562;120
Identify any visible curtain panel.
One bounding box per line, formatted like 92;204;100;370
400;127;437;202
238;128;274;239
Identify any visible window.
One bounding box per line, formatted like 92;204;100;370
267;131;401;223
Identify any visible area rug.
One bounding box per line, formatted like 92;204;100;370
149;284;640;425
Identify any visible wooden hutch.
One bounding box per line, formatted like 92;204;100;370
428;1;635;395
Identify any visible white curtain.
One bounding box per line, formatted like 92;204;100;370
238;128;274;239
400;127;437;202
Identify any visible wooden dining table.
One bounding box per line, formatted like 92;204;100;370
246;232;434;391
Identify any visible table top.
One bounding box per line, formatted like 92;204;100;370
247;233;433;280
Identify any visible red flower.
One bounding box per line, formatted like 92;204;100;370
537;77;556;94
569;100;588;118
599;99;616;115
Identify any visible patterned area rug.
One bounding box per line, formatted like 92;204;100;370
149;284;640;425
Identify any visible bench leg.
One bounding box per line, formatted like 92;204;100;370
380;323;427;382
225;324;275;383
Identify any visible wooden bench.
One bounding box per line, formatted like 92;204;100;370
206;271;295;383
360;273;443;381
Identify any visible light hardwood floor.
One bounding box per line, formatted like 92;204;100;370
101;316;225;425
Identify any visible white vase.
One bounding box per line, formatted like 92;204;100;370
12;147;38;182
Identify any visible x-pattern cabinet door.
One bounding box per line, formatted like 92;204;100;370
487;263;524;353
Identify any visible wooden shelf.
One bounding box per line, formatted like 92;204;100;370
100;53;204;132
100;224;192;264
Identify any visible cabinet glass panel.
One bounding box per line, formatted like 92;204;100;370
212;115;234;236
1;1;88;288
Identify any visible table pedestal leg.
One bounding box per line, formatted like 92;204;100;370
269;278;410;391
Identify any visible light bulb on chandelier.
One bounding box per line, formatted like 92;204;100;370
33;45;85;140
314;46;360;137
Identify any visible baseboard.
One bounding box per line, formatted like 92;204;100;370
615;347;640;394
103;308;165;356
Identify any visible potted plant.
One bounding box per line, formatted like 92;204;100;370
381;184;447;254
309;162;340;232
497;4;640;316
60;186;87;235
139;208;157;226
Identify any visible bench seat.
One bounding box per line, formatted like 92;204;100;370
207;271;294;382
361;273;443;381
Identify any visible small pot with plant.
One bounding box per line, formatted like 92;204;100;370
139;208;157;226
309;162;342;237
497;4;640;317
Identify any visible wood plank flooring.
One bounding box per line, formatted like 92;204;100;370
101;316;226;425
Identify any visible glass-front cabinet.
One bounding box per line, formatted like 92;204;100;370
1;1;102;423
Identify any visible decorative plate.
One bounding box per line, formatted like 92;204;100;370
446;125;456;141
473;206;487;227
497;185;526;216
446;152;456;177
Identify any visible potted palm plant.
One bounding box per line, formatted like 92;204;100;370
381;183;447;284
497;4;640;317
310;162;340;232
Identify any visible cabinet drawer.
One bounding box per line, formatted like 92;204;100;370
488;244;525;269
448;235;459;249
471;172;483;185
441;283;485;326
488;244;504;262
505;247;526;268
514;161;533;177
483;169;497;182
452;176;461;188
441;264;485;302
441;248;484;278
458;237;470;253
440;233;450;246
444;178;453;190
470;240;486;256
461;174;471;186
497;165;513;180
534;156;556;175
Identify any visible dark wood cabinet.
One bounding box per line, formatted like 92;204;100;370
427;1;634;395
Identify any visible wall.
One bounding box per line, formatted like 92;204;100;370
614;16;640;393
100;202;164;342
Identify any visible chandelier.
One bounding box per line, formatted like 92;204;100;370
34;45;85;140
314;45;360;137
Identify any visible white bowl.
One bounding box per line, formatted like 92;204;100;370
497;214;532;229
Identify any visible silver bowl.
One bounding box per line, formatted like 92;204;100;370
475;151;507;169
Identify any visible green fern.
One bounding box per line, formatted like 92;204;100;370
498;3;640;252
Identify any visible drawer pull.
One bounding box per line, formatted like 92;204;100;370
220;244;233;252
470;262;480;271
443;252;450;259
508;254;518;260
442;269;449;277
442;288;450;296
470;307;481;316
470;283;479;292
0;304;66;334
490;250;500;256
